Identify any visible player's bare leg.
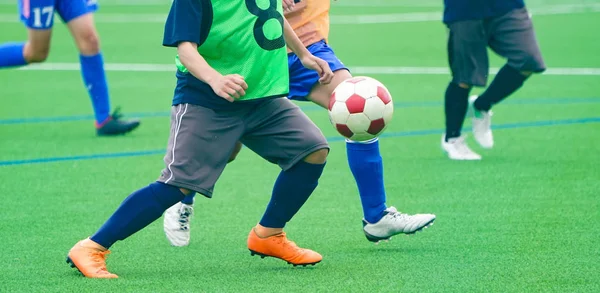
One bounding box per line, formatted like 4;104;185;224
0;27;52;68
66;14;140;136
248;149;327;266
306;69;352;108
23;29;53;63
309;69;436;243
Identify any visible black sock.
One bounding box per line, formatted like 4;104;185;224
474;64;528;112
444;82;471;141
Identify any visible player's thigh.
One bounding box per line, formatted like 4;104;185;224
157;104;245;198
241;98;329;170
447;20;489;87
56;0;99;54
308;69;352;109
65;14;99;54
288;40;349;103
488;8;546;73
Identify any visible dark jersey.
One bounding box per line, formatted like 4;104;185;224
443;0;525;23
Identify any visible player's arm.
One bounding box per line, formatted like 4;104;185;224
282;18;311;59
282;18;334;84
163;0;246;101
177;43;247;101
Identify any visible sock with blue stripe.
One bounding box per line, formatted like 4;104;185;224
0;42;27;68
346;139;387;224
80;53;111;125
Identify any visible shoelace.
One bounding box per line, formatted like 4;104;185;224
386;207;409;221
110;107;123;121
270;234;300;251
88;250;111;274
178;205;193;230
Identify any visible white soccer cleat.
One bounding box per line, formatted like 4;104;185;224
363;207;436;243
469;96;494;149
441;135;482;160
164;202;194;247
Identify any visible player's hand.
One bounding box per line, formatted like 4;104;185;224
300;55;334;84
208;74;248;102
282;0;295;12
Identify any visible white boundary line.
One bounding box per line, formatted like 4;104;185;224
0;4;599;24
16;63;600;76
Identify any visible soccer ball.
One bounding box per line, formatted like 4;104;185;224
328;76;394;141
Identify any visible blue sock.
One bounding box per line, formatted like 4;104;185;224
181;193;195;205
90;182;185;249
259;161;326;228
79;53;111;124
346;139;387;223
0;42;27;68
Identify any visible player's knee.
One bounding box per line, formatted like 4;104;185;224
75;29;101;55
23;42;50;63
520;71;533;77
179;188;193;195
302;148;329;164
227;142;243;163
457;82;472;89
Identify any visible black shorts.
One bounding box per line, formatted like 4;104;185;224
447;7;546;87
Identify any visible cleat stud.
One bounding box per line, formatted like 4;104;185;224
260;256;265;259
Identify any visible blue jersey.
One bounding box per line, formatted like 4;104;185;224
18;0;97;29
443;0;525;23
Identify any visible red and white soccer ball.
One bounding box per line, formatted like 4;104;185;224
328;76;394;141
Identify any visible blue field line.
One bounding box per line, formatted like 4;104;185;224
1;97;599;126
1;116;598;167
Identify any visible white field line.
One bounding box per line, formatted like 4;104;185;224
17;63;600;76
0;4;599;24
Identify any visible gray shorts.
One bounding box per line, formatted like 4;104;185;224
447;7;546;87
156;98;329;197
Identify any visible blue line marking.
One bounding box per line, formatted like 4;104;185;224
1;117;598;167
1;97;598;125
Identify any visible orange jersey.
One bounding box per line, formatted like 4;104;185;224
285;0;330;49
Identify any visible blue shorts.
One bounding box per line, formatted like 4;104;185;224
288;40;348;101
18;0;98;30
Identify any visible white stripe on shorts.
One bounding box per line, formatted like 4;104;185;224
165;104;188;183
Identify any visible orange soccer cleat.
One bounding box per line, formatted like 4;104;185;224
247;228;322;267
66;239;118;279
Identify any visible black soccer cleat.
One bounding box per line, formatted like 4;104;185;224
96;107;141;136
